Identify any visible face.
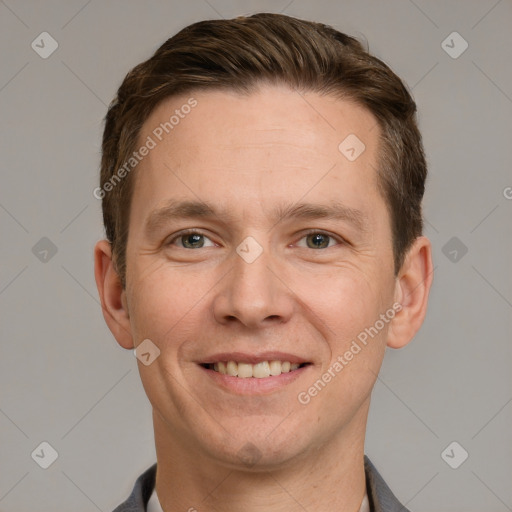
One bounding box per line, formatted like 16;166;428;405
119;84;401;468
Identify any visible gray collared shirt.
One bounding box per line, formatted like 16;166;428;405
112;455;411;512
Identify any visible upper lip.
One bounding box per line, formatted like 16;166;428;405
199;351;309;365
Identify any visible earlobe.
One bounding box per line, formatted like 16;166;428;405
94;239;134;349
387;236;434;349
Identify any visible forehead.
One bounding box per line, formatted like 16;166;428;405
140;84;378;157
131;84;383;225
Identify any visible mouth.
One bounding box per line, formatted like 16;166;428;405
197;352;313;394
200;360;311;378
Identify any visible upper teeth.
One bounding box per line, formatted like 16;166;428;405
211;361;301;378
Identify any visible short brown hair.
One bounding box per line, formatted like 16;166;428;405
100;12;427;288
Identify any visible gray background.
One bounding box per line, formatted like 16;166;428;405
1;0;511;510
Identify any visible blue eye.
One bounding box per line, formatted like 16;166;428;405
297;231;340;249
166;229;342;250
168;230;215;249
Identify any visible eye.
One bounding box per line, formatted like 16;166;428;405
295;230;342;249
167;230;216;249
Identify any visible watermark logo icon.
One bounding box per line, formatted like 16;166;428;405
31;32;59;59
32;237;58;263
236;236;263;264
134;339;160;366
441;32;468;59
442;236;468;263
31;441;59;469
441;441;468;469
338;134;366;161
237;442;263;468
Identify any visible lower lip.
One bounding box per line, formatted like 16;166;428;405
199;364;311;394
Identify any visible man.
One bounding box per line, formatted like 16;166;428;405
94;12;433;512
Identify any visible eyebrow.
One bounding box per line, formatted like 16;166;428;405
144;199;368;236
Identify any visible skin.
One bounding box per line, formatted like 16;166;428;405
95;83;433;512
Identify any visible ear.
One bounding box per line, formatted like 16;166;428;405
387;236;434;349
94;239;134;349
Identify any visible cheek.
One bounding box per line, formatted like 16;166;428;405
295;266;386;335
127;258;202;345
292;266;392;386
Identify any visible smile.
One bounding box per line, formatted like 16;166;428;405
201;360;310;378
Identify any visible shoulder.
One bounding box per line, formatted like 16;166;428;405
364;455;411;512
112;463;157;512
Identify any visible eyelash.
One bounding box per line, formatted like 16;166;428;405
166;229;345;249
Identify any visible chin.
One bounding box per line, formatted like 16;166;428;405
197;418;314;472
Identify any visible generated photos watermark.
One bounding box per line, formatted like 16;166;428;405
93;97;198;200
297;302;402;405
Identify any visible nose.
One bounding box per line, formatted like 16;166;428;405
212;238;295;329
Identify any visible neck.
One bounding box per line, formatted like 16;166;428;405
153;401;369;512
